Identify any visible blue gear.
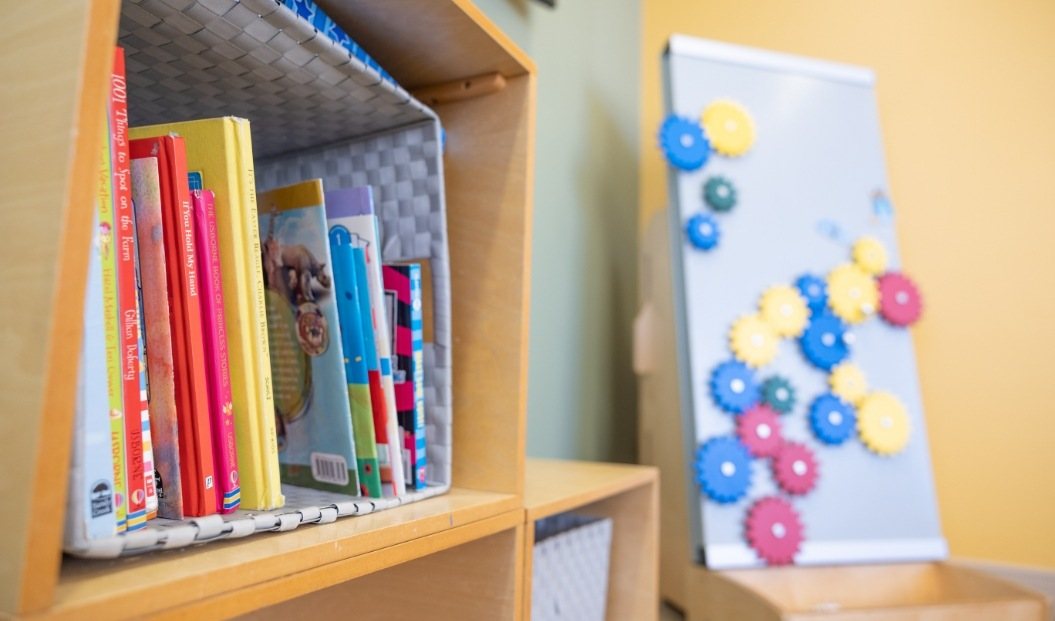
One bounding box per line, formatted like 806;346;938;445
695;436;753;504
659;115;711;171
710;360;759;414
686;213;721;250
795;274;828;314
799;312;850;371
809;393;857;445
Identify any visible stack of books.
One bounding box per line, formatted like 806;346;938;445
65;47;430;551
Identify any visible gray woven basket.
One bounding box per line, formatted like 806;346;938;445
67;0;452;558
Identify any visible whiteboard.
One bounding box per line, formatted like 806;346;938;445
664;35;946;568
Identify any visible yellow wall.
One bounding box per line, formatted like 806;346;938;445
641;0;1055;568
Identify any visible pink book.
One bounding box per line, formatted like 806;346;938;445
192;189;241;512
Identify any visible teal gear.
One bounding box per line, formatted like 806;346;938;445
761;376;796;414
703;176;737;212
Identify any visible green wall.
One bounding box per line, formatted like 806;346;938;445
473;0;641;462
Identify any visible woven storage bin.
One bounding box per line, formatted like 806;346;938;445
69;0;451;558
531;514;615;621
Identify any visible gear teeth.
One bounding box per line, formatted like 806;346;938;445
809;393;857;446
745;496;803;566
852;236;889;275
703;175;738;212
759;285;809;338
857;392;911;456
829;362;868;405
659;114;711;171
761;375;796;414
709;360;760;414
799;312;850;371
695;436;753;504
772;442;819;496
826;263;878;324
701;99;756;157
736;405;784;458
878;272;923;327
729;314;779;368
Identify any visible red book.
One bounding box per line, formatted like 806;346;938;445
129;135;217;517
109;48;147;530
192;189;240;513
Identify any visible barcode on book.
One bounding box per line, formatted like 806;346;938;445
311;452;350;486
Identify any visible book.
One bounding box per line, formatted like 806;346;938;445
130;117;283;511
97;120;127;533
109;47;148;530
134;282;157;520
383;263;428;490
131;156;184;519
326;187;405;497
128;135;217;517
259;179;361;494
65;212;118;551
329;227;383;497
193;189;241;513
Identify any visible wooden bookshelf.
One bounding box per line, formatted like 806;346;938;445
0;1;539;618
523;459;660;621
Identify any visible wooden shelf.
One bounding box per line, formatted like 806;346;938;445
523;459;660;621
47;489;517;620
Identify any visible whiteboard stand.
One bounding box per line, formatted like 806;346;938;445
636;210;1049;620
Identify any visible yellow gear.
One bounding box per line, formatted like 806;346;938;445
852;236;888;275
827;263;878;324
701;100;756;157
829;362;868;405
857;392;911;456
729;314;779;368
758;285;808;338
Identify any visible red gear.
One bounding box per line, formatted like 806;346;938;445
736;405;783;458
877;272;923;327
745;496;803;565
772;442;818;495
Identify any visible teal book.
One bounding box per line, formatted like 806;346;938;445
258;179;359;494
328;226;383;497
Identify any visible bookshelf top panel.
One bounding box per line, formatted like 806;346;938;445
524;459;658;521
120;0;433;159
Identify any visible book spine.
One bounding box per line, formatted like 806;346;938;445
353;247;388;498
329;227;381;496
232;119;283;510
131;201;158;520
193;190;241;513
65;211;119;549
98;121;127;533
131;157;184;519
408;264;426;489
170;141;219;517
362;217;405;497
110;49;148;530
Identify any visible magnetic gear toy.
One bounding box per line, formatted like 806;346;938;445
877;272;923;327
759;284;809;338
709;360;760;414
773;442;819;496
795;273;828;314
799;312;850;371
695;436;753;504
701;99;756;157
659;114;711;171
852;236;888;275
729;314;779;368
857;392;911;456
761;375;796;414
703;175;738;212
685;213;721;251
829;362;868;405
809;393;856;446
745;496;803;566
827;263;879;324
737;405;784;458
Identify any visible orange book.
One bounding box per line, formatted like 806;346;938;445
109;48;148;529
129;135;217;517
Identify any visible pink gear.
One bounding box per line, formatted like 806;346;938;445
772;442;818;495
744;496;803;565
736;405;784;458
877;272;923;327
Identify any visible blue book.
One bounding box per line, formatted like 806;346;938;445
258;179;360;495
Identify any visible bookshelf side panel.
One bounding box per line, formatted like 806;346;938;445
0;0;119;614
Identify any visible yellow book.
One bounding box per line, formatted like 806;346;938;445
130;118;284;510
